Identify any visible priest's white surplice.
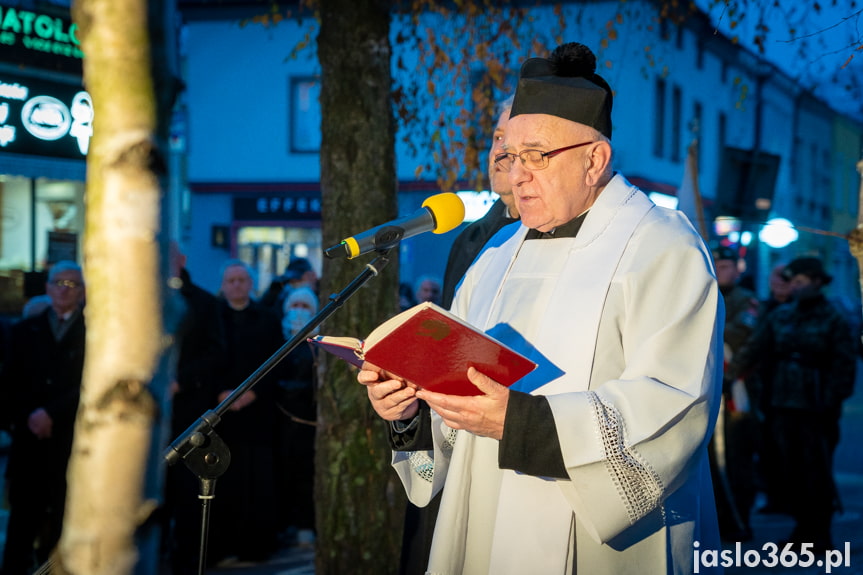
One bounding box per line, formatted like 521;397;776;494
392;175;724;575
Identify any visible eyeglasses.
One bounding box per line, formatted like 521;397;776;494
494;141;595;172
51;279;82;289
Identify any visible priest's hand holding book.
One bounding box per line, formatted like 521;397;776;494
312;302;537;440
358;364;511;440
357;365;422;422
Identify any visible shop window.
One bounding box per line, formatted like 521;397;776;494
235;225;321;296
0;175;84;314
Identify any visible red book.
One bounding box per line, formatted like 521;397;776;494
309;302;536;396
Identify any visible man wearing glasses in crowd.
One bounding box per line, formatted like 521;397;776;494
0;260;86;574
359;43;723;574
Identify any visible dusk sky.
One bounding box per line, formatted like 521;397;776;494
697;1;863;122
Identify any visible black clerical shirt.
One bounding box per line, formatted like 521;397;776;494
524;211;588;240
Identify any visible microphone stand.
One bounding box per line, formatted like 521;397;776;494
163;249;392;575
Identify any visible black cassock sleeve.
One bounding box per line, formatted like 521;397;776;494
499;390;568;479
385;392;568;480
387;401;434;451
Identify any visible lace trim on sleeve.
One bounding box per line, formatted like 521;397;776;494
588;391;664;523
407;425;458;483
443;426;458;450
408;451;435;482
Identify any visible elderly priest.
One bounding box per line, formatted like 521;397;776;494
359;42;723;575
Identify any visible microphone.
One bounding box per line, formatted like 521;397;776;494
325;192;465;259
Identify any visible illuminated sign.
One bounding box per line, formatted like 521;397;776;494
0;5;82;73
0;72;92;158
455;190;498;223
233;192;322;221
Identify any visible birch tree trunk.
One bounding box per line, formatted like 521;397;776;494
316;0;405;573
56;1;176;573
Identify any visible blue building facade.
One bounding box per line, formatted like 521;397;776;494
0;0;859;310
176;1;863;305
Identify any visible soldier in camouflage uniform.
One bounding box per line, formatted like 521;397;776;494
728;257;856;552
755;263;793;514
709;246;760;541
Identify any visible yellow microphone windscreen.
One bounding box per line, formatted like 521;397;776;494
422;193;465;234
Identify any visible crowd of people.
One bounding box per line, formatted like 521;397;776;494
0;254;323;574
0;39;860;575
162;254;325;572
720;253;857;552
698;244;859;555
0;248;456;574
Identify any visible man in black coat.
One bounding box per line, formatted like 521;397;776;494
440;96;520;310
164;246;227;575
209;259;285;564
0;261;86;574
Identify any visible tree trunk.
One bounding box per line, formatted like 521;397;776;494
316;0;405;573
57;1;175;573
853;159;863;322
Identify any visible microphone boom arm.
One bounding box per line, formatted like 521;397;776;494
324;192;465;259
164;249;392;466
162;250;392;575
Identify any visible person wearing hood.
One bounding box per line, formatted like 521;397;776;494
276;286;319;548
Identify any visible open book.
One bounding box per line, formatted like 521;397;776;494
309;301;537;396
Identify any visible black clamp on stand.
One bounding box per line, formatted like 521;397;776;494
163;249;391;575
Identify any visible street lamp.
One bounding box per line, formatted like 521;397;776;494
759;217;798;249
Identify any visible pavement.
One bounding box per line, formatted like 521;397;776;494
205;547;315;575
2;368;863;575
717;377;863;575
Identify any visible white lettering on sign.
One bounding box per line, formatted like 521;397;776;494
0;124;15;146
0;82;28;100
22;95;70;141
69;91;93;154
253;196;321;216
0;78;92;154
